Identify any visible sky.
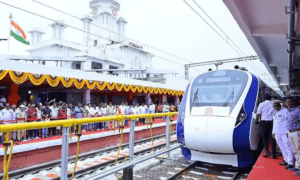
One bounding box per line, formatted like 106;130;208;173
0;0;281;94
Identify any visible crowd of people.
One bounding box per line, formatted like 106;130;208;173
0;96;180;143
257;95;300;176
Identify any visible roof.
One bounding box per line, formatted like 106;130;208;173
0;58;186;93
27;38;86;52
223;0;290;94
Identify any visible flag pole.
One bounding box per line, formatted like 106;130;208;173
7;13;12;55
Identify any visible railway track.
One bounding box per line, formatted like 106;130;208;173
4;133;178;180
134;157;249;180
164;161;248;180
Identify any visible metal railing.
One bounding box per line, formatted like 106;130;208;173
0;112;178;180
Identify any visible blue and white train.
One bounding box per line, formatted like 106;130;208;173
177;69;278;168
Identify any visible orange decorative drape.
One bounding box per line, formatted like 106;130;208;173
0;69;185;96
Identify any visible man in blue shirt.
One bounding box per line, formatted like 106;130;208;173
285;97;300;175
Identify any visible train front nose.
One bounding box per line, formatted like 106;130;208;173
184;116;236;153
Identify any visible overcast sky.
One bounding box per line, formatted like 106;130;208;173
0;0;281;93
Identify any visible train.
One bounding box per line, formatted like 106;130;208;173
177;69;279;168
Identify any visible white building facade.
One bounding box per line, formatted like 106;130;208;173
27;0;161;80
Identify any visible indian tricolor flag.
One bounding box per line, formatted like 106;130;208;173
10;20;29;45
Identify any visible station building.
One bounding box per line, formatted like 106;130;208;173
0;0;188;105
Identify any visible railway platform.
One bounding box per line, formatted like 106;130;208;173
247;149;298;180
0;117;177;172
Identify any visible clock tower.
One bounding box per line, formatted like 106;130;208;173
89;0;125;45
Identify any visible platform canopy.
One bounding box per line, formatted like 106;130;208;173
0;59;184;96
224;0;300;96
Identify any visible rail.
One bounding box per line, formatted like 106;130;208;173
0;112;178;180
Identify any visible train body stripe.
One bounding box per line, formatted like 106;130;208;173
177;83;190;145
233;74;258;167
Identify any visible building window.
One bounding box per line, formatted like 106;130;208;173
94;40;97;46
92;62;102;69
76;64;81;69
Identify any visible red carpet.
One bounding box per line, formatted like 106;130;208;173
1;117;177;148
247;149;299;180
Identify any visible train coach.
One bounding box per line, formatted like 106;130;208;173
177;69;279;168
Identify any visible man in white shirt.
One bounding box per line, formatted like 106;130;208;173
149;102;156;122
2;103;14;125
102;104;109;129
119;103;127;126
272;101;294;169
89;105;97;131
125;102;131;126
257;95;276;158
49;102;59;136
130;104;138;126
1;103;14;143
139;103;146;124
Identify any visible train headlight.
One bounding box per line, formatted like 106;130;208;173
235;105;247;126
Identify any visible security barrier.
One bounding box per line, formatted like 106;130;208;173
0;112;178;180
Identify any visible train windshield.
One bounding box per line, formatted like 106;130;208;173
190;70;248;109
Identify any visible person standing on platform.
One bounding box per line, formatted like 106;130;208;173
119;102;126;125
157;103;163;120
74;103;83;133
16;105;27;141
149;102;156;123
1;103;14;143
285;97;300;175
35;104;43;139
11;104;18;141
97;104;103;130
86;103;92;131
41;103;51;138
107;102;117;129
89;105;97;131
82;104;89;132
256;95;277;158
58;103;68;119
27;103;37;140
272;101;294;169
130;104;138;126
139;103;146;124
49;102;58;136
125;102;131;126
102;104;108;129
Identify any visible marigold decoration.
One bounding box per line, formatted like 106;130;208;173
0;70;8;80
61;77;74;88
130;85;138;93
28;73;46;86
107;82;116;90
46;75;60;87
86;80;97;90
74;79;86;89
123;84;131;92
148;87;154;93
9;71;28;84
0;70;184;96
96;81;107;90
137;86;143;93
116;83;124;91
